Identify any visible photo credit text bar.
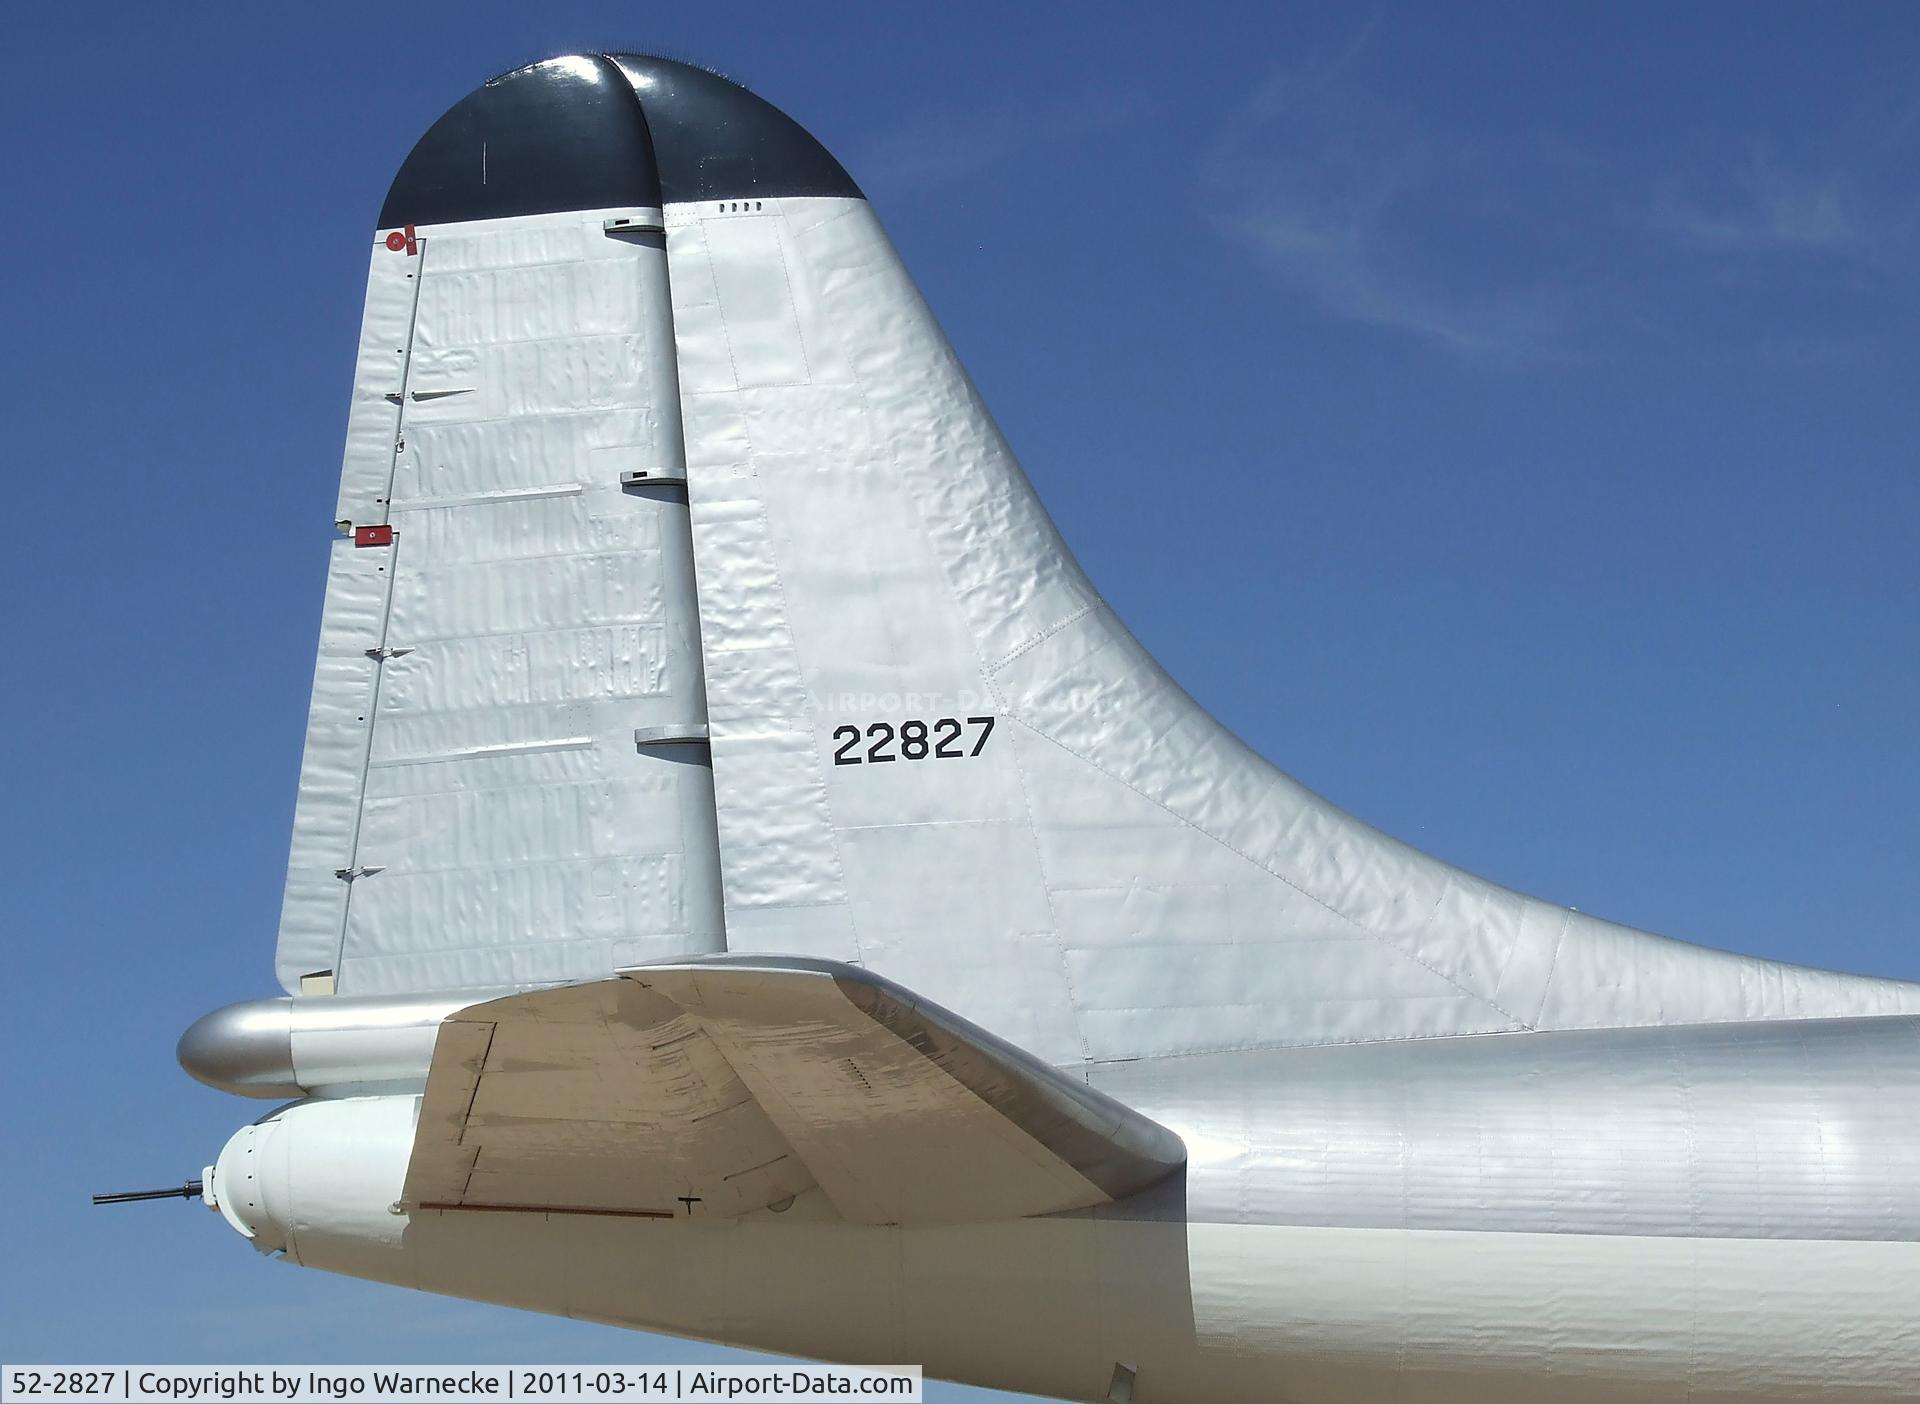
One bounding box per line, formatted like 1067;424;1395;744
2;1366;923;1403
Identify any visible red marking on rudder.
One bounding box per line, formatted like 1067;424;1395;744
354;524;394;548
382;225;419;255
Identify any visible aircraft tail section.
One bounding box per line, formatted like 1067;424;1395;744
276;54;1920;1062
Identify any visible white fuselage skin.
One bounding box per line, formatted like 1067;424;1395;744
214;1015;1920;1404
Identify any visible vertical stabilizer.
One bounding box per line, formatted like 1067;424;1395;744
284;55;1920;1056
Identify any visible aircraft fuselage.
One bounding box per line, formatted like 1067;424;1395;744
212;1015;1920;1402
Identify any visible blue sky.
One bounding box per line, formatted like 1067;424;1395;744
2;3;1916;1398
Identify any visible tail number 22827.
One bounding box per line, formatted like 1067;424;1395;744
832;716;995;766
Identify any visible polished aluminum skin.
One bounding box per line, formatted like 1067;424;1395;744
1101;1014;1920;1240
178;990;496;1097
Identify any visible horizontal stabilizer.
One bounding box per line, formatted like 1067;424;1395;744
403;957;1184;1224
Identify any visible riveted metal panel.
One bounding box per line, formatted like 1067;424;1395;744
1097;1015;1920;1242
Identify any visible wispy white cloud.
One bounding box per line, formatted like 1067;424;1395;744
853;93;1141;193
1646;82;1920;276
1203;24;1918;364
1215;207;1573;359
1200;22;1579;362
1651;150;1863;255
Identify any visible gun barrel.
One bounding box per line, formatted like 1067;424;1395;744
92;1181;204;1205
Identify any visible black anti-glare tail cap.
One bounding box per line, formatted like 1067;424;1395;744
605;54;859;205
380;53;859;229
